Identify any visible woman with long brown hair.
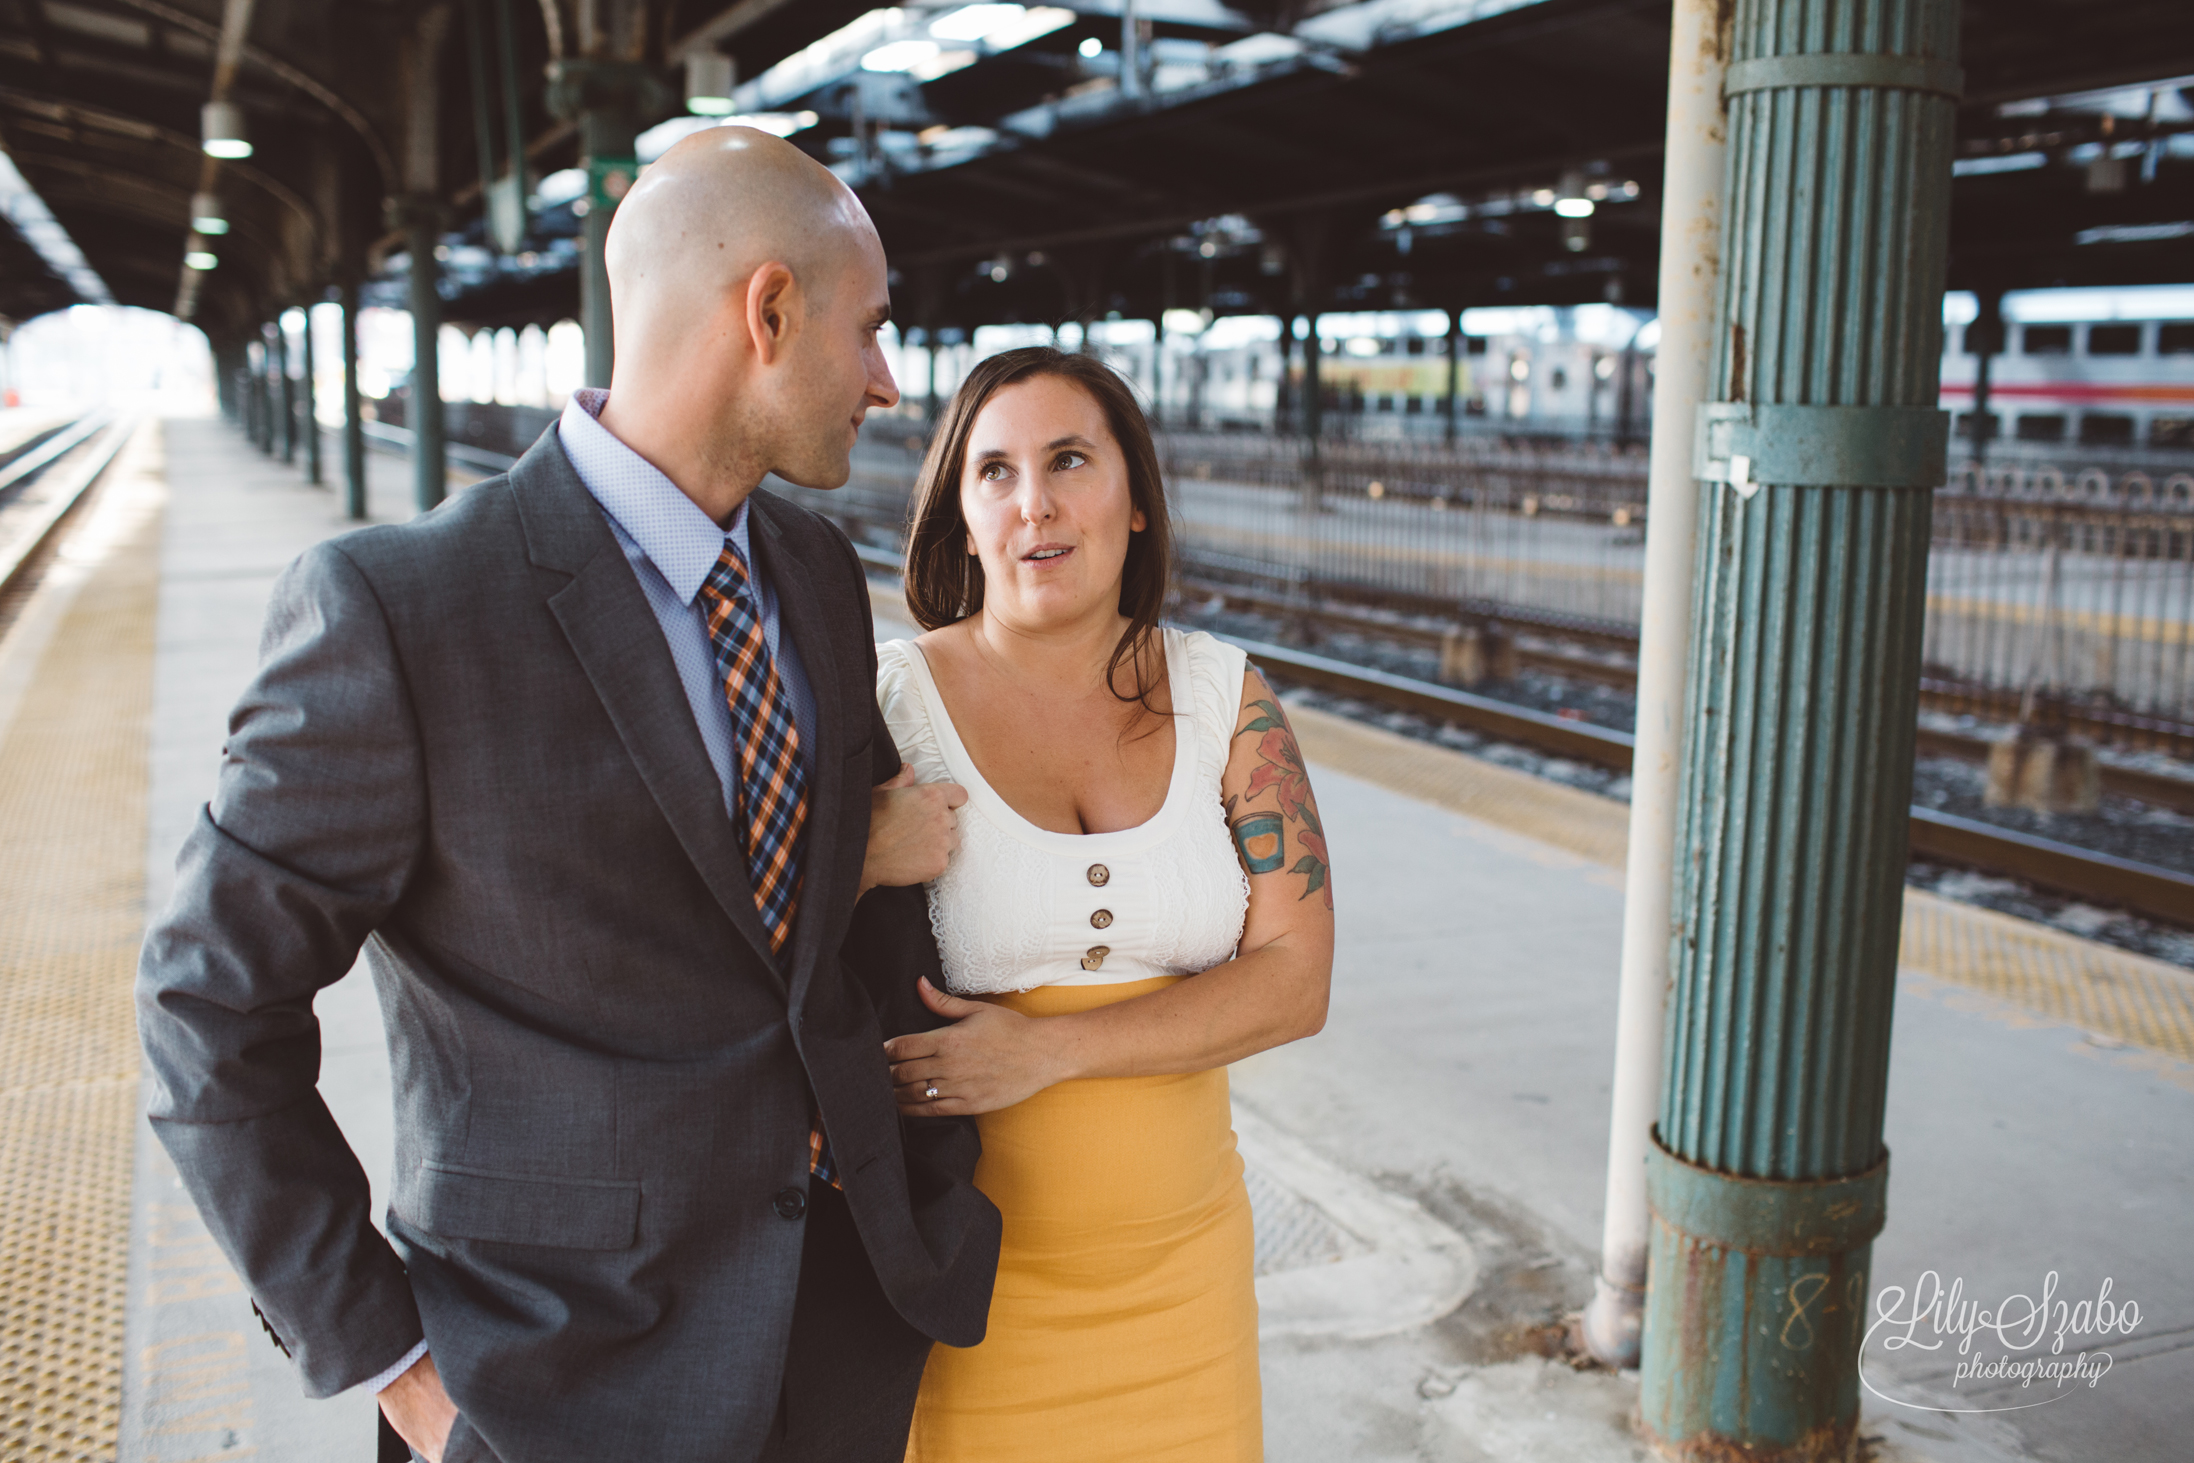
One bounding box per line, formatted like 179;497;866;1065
875;346;1335;1460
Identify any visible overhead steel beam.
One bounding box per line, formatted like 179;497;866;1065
664;0;805;63
108;0;400;191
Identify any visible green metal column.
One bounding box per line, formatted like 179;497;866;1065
301;303;322;485
254;335;274;452
1443;306;1461;447
341;279;367;520
547;60;660;391
278;314;297;464
1641;2;1961;1459
1967;288;2002;467
406;204;447;511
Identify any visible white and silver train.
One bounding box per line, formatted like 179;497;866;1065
1939;317;2194;452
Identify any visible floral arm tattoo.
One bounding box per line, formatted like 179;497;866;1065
1228;692;1332;909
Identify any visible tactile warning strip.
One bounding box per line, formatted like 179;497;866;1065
1285;702;2194;1067
0;424;158;1463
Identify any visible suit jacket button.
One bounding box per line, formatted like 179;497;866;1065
773;1187;807;1220
1087;864;1110;887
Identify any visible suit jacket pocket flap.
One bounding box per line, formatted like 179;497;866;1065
413;1162;640;1250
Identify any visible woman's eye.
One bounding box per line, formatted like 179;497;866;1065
1055;451;1087;470
979;462;1008;481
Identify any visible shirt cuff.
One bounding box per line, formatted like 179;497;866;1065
363;1338;430;1395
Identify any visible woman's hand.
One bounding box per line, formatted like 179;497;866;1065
860;766;968;898
885;978;1068;1116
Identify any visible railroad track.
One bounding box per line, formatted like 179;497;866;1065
1179;572;2194;810
1225;637;2194;929
853;543;2194;928
0;414;134;601
383;477;2193;930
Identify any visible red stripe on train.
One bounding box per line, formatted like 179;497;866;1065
1939;382;2194;404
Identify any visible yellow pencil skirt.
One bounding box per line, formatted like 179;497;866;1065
906;975;1262;1463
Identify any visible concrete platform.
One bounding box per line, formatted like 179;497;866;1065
0;413;2185;1463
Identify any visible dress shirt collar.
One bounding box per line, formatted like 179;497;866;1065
559;387;751;606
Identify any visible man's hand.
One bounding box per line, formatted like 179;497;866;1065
379;1352;458;1463
859;765;967;898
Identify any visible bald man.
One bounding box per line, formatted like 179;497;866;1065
137;128;999;1463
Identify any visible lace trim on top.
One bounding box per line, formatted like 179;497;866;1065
875;628;1250;995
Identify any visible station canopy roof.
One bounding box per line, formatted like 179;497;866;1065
0;0;2189;344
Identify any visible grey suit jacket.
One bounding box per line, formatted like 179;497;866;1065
136;430;1000;1462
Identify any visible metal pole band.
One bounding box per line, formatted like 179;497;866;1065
1724;52;1963;99
1694;402;1949;488
1645;1131;1888;1256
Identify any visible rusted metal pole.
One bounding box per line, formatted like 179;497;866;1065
1640;0;1962;1454
1582;0;1729;1370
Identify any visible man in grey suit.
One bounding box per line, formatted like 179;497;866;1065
136;129;994;1462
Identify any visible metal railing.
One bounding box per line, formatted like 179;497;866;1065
792;426;2194;740
379;401;2194;743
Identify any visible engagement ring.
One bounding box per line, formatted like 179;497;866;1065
925;1083;940;1099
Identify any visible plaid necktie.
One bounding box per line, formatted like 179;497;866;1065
699;538;809;951
697;535;838;1188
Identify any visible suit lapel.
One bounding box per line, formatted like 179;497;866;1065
747;491;848;1008
511;431;784;983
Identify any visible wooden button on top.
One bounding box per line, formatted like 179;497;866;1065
1091;909;1114;929
1080;945;1110;971
1087;863;1110;887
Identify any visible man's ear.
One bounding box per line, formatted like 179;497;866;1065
745;262;801;366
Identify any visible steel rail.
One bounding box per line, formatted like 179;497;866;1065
1222;644;2194;928
0;418;134;600
1180;573;2194;811
500;486;2194;927
857;552;2194;928
0;414;109;499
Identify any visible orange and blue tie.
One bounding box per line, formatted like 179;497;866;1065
698;537;838;1187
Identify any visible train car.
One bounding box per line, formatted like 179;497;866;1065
1178;329;1650;440
1940;317;2194;451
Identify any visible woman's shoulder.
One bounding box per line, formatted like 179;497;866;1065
874;636;927;706
1167;627;1252;746
875;637;951;774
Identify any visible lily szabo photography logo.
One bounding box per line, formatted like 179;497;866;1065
1861;1270;2142;1413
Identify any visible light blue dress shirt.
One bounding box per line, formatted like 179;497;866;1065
556;389;817;814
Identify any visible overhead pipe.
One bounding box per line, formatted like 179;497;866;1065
1580;0;1729;1372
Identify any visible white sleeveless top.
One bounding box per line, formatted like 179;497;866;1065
875;627;1252;995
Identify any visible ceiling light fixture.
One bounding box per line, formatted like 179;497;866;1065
201;100;251;159
685;52;736;115
190;191;228;235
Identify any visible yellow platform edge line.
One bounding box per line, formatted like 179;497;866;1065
0;422;162;1463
